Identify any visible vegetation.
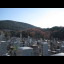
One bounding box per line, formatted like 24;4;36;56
0;20;64;40
0;20;36;30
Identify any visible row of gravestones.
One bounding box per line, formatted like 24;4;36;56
0;31;64;56
0;39;49;56
16;42;49;56
0;31;47;56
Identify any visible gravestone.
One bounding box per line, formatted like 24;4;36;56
31;45;39;56
0;41;8;56
60;41;64;52
16;47;33;56
41;42;49;56
0;31;5;41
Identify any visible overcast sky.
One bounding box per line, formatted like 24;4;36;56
0;8;64;28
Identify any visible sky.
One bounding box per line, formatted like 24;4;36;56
0;8;64;28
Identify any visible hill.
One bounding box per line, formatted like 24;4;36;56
0;20;64;40
0;20;36;30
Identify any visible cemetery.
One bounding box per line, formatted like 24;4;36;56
0;31;64;56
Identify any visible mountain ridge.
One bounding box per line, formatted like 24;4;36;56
0;20;64;40
0;20;37;30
